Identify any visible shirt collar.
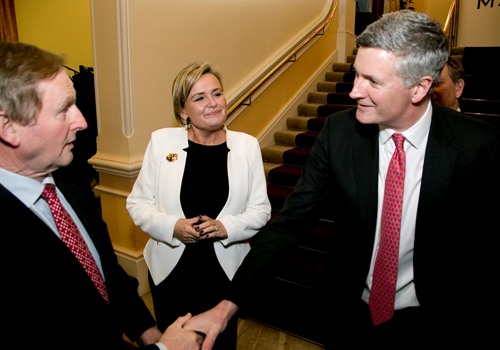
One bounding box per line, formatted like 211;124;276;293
379;101;432;150
0;167;55;207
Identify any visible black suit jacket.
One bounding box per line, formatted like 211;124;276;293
231;104;500;346
2;166;158;349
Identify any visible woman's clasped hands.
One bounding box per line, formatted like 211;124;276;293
174;215;226;244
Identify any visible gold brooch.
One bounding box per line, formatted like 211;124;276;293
166;153;178;162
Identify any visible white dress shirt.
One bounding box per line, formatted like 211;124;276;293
362;101;433;309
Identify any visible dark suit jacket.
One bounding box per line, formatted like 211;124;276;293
2;165;158;349
230;104;500;347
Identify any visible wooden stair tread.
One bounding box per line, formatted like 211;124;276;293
317;104;356;117
326;92;357;105
273;129;304;147
325;70;355;83
298;100;356;118
307;91;328;104
316;81;353;94
297;103;321;116
286;115;315;131
332;62;353;72
261;145;293;163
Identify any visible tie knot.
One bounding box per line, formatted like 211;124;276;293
41;183;57;200
392;133;405;151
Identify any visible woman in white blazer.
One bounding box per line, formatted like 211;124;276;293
127;62;271;349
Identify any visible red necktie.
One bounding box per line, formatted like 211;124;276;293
369;133;406;325
41;184;109;303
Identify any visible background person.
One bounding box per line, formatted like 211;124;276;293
185;10;499;349
0;40;202;350
431;56;465;111
126;62;271;349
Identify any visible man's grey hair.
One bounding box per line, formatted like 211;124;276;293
356;10;449;89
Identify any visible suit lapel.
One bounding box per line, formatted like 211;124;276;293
53;175;109;264
418;110;458;218
1;184;62;242
352;121;379;227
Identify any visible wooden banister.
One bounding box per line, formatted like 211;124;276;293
227;1;337;118
443;0;460;48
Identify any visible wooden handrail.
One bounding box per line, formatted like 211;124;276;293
227;1;337;117
443;0;460;48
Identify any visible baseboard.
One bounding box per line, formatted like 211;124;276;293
114;246;149;296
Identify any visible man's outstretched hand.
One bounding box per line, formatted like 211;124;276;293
159;312;205;350
184;300;239;350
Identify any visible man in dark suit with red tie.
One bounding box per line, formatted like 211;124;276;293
186;10;500;349
0;41;202;350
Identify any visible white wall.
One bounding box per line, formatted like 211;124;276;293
457;0;500;47
90;0;336;161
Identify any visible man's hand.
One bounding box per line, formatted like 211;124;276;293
184;300;239;350
159;313;204;350
139;326;162;345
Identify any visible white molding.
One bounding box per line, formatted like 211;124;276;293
89;153;142;177
93;184;129;198
116;0;135;139
89;1;101;138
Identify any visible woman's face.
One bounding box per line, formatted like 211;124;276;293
181;73;227;132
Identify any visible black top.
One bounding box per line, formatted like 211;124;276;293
180;140;229;219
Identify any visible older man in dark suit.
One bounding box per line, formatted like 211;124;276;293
0;41;202;350
186;10;500;350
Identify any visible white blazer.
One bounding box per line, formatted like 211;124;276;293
127;127;272;285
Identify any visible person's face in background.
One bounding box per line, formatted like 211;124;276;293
13;69;87;180
431;64;464;110
181;73;227;133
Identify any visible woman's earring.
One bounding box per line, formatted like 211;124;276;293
184;117;191;129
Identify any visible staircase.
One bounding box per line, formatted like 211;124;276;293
460;46;500;129
245;46;500;346
245;52;358;346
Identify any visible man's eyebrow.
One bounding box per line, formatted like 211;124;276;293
56;95;76;111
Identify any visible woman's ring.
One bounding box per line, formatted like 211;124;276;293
214;225;219;232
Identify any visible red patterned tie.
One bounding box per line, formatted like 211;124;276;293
369;133;406;325
41;184;109;303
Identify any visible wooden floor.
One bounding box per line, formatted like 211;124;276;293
236;317;324;350
141;292;324;350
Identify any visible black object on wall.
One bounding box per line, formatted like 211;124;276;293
67;65;99;185
461;46;500;100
